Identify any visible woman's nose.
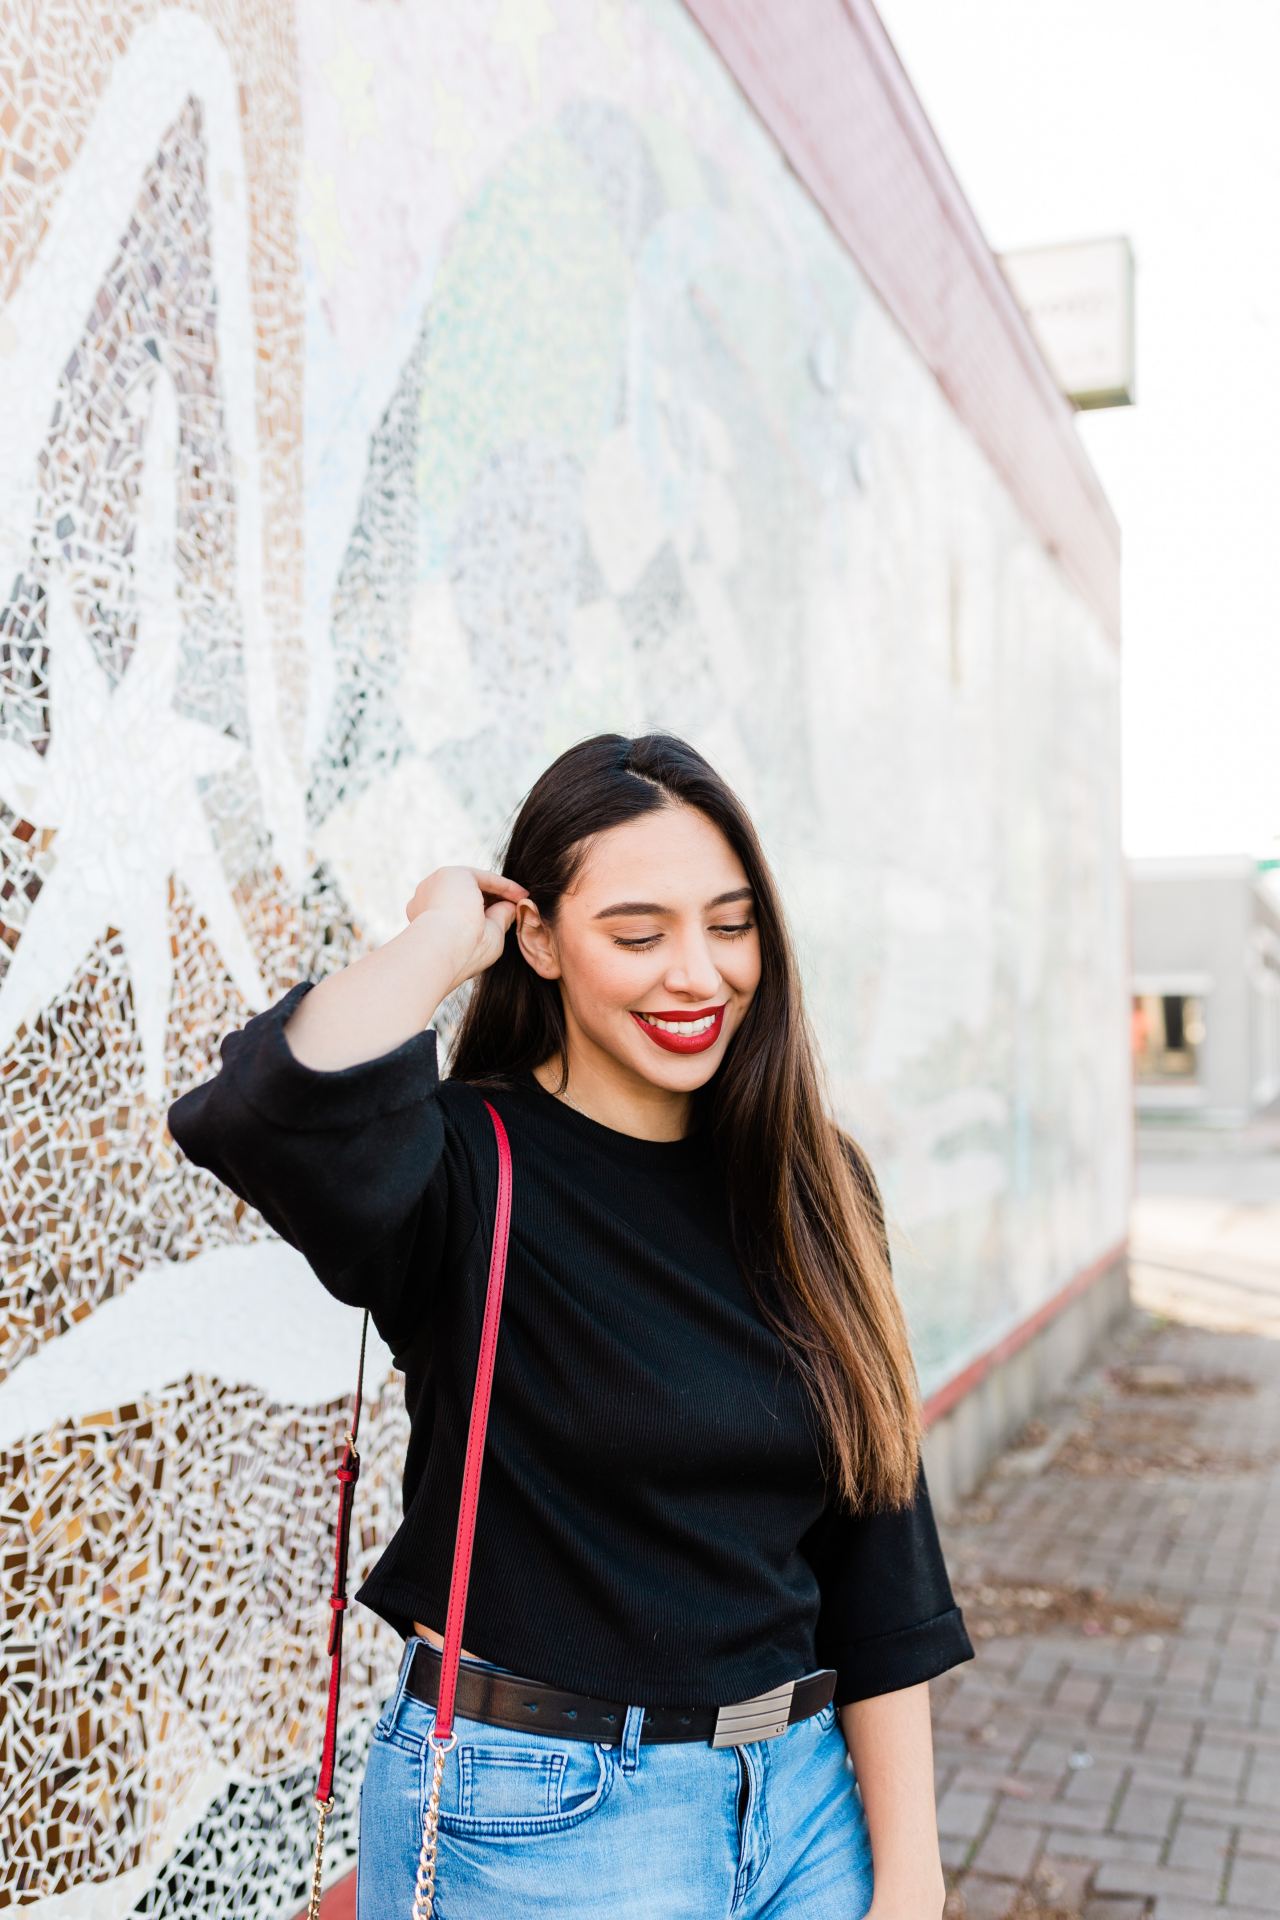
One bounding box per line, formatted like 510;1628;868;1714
665;942;722;994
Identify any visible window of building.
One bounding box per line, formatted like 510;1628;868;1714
1131;992;1206;1084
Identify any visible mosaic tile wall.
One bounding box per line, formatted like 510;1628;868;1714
0;0;1126;1910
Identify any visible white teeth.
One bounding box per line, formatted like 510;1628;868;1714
638;1013;717;1035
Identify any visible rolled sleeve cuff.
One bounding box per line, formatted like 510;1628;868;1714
222;980;442;1132
827;1604;976;1707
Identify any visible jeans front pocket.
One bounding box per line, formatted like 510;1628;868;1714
402;1696;618;1838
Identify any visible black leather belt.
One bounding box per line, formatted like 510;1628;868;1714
404;1638;837;1746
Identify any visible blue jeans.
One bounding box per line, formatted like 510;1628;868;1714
358;1635;875;1918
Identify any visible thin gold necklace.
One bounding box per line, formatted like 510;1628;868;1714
552;1081;592;1120
535;1068;694;1141
532;1065;590;1118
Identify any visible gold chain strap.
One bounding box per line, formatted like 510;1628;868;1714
304;1696;457;1918
411;1727;457;1919
306;1793;334;1920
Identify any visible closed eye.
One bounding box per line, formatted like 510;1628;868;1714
612;921;756;950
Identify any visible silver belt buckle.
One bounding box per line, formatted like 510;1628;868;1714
711;1676;797;1747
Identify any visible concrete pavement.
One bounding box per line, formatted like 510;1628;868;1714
931;1133;1280;1920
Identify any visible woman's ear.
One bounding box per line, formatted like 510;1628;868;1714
514;897;561;980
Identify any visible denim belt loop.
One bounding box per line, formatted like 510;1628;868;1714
390;1634;421;1721
619;1701;645;1772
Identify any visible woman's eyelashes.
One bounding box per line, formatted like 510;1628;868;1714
611;921;756;951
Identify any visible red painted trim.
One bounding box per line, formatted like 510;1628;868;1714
922;1237;1128;1427
295;1868;354;1920
683;0;1122;646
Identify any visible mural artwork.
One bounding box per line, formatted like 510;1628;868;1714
0;0;1125;1908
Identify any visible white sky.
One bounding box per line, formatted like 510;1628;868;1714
874;0;1280;859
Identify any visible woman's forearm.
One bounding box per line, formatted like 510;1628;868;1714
281;911;470;1071
839;1680;946;1915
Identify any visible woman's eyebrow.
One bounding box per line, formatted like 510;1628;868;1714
591;887;755;920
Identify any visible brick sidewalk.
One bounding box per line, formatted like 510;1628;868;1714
930;1298;1280;1920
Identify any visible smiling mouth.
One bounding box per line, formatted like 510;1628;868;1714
630;1004;726;1051
635;1009;719;1033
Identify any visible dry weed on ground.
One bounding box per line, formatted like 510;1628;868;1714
1104;1363;1256;1396
950;1575;1182;1641
1049;1401;1273;1478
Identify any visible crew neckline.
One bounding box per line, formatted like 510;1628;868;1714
510;1066;712;1167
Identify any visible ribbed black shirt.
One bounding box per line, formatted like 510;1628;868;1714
167;979;974;1709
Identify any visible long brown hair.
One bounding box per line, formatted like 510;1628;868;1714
447;731;923;1514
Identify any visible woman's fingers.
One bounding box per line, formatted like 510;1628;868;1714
470;867;531;902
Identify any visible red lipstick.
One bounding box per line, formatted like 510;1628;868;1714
629;1004;726;1054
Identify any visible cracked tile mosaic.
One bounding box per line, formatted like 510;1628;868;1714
0;0;1123;1911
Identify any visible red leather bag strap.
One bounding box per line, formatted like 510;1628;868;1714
315;1315;368;1812
313;1096;513;1805
434;1097;512;1735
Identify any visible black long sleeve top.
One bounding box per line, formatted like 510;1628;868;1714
166;980;974;1710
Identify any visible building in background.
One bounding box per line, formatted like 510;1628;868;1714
0;1;1125;1912
1131;856;1280;1127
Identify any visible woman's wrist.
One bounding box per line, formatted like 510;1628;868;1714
865;1859;947;1919
869;1848;945;1890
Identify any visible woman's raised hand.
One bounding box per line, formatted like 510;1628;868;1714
278;866;530;1074
404;865;531;994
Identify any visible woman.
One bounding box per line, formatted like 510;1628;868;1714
167;730;974;1920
